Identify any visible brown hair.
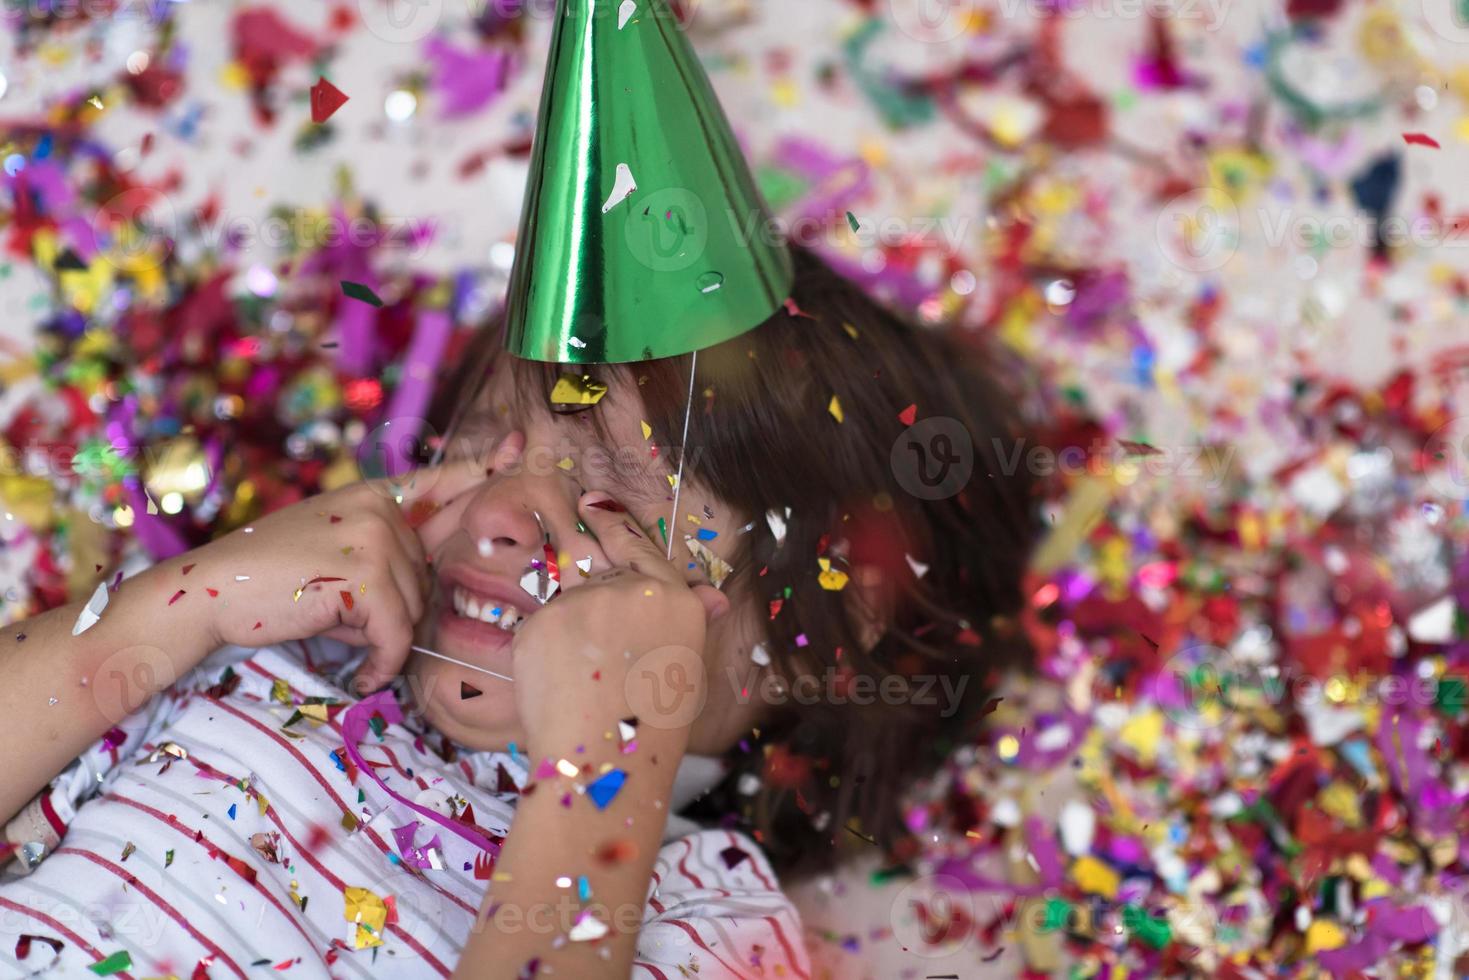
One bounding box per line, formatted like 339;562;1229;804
428;246;1041;876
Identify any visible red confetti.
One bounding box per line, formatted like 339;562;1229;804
1403;132;1441;148
252;622;263;631
310;76;349;124
769;598;784;619
898;403;917;426
339;590;354;610
168;589;186;605
206;588;219;598
182;563;196;575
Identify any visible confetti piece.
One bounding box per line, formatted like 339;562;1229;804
72;582;109;636
601;162;638;213
846;211;860;232
586;769;628;809
310;76;349;124
817;557;849;591
828;395;844;423
343;887;387;949
569;910;610;942
549;374;609;407
766;508;789;547
618;0;637;29
87;951;132;976
339;590;354;610
461;682;483;701
575;556;593;576
340;280;384;308
181;563;196;575
898;403;917;426
640;420;653;440
685;538;733;589
1402;132;1441;148
168;589;186;605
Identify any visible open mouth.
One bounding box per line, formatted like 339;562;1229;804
449;586;527;635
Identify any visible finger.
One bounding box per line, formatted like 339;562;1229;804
384;553;427;625
352;586;416;692
381;508;432;599
689;584;730;623
577;492;684;585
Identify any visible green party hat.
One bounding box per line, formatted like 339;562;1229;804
503;0;794;364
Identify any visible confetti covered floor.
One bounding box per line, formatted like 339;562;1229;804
4;1;1469;977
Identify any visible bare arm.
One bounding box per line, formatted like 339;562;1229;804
0;552;217;825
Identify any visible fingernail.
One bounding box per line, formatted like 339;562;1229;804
583;496;627;514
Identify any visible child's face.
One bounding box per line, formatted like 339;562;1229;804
406;365;764;755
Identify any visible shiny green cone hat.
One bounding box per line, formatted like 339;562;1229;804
503;0;794;364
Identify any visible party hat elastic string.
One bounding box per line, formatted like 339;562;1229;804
666;350;697;560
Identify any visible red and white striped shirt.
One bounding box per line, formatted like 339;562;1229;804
0;639;809;979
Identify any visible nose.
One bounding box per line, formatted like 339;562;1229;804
456;440;606;584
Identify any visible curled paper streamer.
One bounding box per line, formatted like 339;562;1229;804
341;691;502;855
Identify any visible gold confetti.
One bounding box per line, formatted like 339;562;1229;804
550;374;609;407
343;886;388;949
828;395;844;423
817;557;849;591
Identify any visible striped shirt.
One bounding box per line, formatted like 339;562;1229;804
0;639;809;979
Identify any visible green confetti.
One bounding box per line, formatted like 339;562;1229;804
657;516;668;546
1122;904;1172;949
340;280;384;308
846;211;860;232
88;951;133;976
165;849;174;868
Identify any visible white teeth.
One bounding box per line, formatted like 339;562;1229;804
452;587;524;633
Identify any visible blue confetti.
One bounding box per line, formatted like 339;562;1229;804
586;769;628;810
227;803;237;820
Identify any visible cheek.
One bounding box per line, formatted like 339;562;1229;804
408;658;519;733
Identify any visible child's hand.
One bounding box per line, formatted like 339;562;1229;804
508;492;729;752
188;459;487;690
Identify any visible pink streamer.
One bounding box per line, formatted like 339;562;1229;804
341;691;501;855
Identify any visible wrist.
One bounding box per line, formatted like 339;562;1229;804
128;554;224;663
